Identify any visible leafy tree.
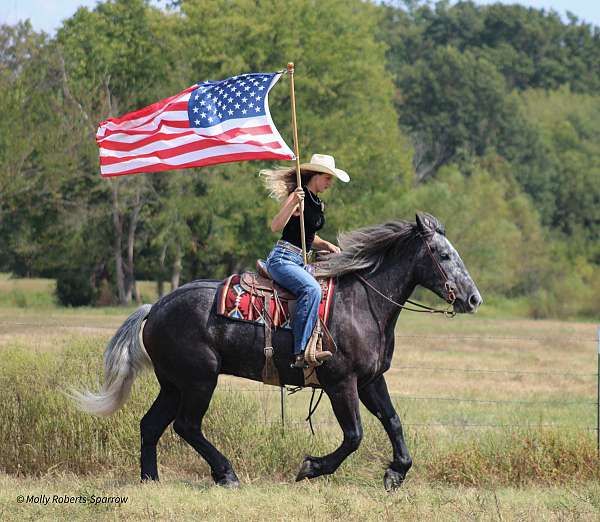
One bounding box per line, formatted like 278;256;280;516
55;0;176;304
519;87;600;264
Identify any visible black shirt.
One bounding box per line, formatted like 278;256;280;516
281;186;325;251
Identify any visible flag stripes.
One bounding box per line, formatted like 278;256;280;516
96;72;294;177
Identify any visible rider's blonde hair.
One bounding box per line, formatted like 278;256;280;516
260;167;318;202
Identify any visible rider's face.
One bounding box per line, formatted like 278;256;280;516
313;173;334;193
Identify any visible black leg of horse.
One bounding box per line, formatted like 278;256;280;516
358;375;412;491
140;379;180;481
296;378;363;481
173;380;240;487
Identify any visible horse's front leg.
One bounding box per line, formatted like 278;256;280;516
296;377;363;481
358;374;412;491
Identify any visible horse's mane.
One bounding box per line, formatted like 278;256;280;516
314;220;416;277
313;214;445;278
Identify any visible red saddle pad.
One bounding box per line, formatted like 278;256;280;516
217;274;335;329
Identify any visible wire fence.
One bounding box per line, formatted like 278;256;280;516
211;329;600;436
2;321;599;438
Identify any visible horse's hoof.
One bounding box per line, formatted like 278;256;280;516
214;470;240;488
383;467;405;492
295;456;316;481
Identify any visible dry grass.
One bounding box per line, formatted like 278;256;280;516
2;473;600;521
1;278;599;519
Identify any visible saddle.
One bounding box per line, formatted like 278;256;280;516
239;261;296;301
217;260;335;386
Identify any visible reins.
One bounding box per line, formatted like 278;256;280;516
355;232;456;317
355;274;455;317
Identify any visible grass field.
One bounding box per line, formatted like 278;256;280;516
1;275;599;520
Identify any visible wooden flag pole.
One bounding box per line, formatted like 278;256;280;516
287;62;308;265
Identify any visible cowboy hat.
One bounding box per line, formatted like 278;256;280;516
299;154;350;182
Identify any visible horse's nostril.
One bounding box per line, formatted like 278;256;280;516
469;293;481;308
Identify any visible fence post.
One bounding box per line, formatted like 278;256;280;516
280;385;285;436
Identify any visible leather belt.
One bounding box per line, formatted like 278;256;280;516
276;240;303;255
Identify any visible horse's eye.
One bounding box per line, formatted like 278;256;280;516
440;252;451;261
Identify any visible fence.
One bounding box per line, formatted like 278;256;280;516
2;321;600;450
211;329;600;450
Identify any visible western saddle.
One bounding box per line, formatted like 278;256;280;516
244;259;325;387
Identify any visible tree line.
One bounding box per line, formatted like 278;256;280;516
0;0;598;318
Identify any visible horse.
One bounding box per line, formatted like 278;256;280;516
72;213;482;490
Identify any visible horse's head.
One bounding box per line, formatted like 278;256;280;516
415;213;482;314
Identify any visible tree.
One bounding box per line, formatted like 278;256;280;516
55;0;175;304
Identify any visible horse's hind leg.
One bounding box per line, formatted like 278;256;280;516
358;374;412;491
173;379;240;487
140;378;180;481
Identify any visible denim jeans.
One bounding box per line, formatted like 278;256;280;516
265;242;322;355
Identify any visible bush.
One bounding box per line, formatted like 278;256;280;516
55;270;96;307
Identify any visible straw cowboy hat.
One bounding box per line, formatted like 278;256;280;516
299;154;350;182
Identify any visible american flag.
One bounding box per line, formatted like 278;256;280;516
96;72;295;177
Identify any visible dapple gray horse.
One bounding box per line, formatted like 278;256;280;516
73;213;482;490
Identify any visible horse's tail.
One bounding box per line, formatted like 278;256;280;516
70;304;153;416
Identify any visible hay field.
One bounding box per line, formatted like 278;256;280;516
1;277;599;520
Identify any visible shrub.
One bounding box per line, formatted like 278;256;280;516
55;270;96;307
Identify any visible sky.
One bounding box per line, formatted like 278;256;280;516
1;0;599;34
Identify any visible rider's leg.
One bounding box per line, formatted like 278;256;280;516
265;247;327;365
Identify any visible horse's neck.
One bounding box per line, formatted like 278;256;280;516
368;254;417;326
346;250;417;337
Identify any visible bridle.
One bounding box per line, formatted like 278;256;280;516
419;232;457;304
356;232;456;317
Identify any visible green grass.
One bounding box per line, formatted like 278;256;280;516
0;273;159;310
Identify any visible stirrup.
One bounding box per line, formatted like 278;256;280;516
314;350;333;362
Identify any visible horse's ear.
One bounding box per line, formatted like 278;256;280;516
416;213;430;235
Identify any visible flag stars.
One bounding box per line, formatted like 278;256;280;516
189;73;273;127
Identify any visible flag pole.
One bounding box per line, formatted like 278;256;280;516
287;62;308;265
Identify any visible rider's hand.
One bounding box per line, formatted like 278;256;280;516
292;187;305;205
328;243;341;254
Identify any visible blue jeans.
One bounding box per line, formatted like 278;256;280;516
265;242;321;355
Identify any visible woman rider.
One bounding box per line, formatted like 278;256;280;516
261;154;350;368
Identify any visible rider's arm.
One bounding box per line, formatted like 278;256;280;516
270;188;304;232
312;235;341;253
